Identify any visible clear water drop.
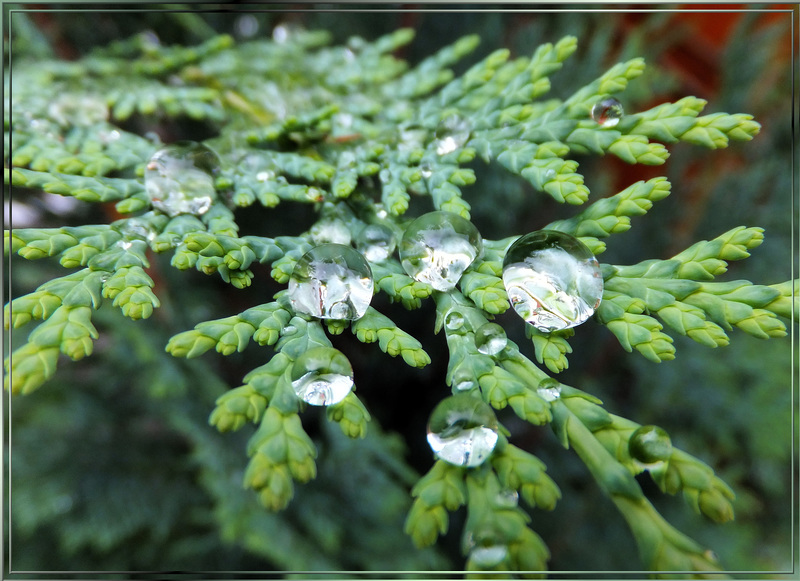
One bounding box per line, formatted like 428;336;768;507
591;98;624;128
465;527;509;568
420;163;433;179
288;244;374;320
290;347;354;406
399;211;482;292
310;217;352;246
452;368;477;392
117;240;133;250
119;217;156;242
494;488;519;508
356;223;396;263
536;378;562;402
628;425;672;468
474;323;507;356
145;141;220;217
256;170;275;183
426;393;499;467
502;230;603;332
434;114;471;155
444;311;465;332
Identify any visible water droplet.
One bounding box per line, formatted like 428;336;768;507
145;141;220;217
426;393;499;467
374;205;389;220
119;217;156;242
117;240;133;250
434;114;471;155
399;211;482;292
465;527;509;568
288;244;374;320
543;168;557;182
282;325;297;336
256;170;275;183
474;323;507;356
536;378;562;402
444;311;465;332
591;98;624;128
356;223;396;263
502;230;603;332
290;347;353;406
628;425;672;467
494;488;519;508
451;368;477;392
310;218;352;246
420;163;433;179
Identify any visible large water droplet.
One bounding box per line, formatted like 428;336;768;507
444;311;465;332
591;98;624;128
426;394;499;467
628;425;672;467
399;211;482;292
474;323;507;356
434;114;471;155
502;230;603;332
310;217;352;246
145;141;220;217
291;347;354;406
536;378;562;402
288;244;374;320
356;223;396;263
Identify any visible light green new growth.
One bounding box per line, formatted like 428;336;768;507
4;25;795;576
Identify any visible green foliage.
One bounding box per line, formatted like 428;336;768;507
5;12;795;577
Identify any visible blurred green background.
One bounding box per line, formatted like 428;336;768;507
4;5;797;577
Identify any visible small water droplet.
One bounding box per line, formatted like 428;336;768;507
502;230;603;332
494;488;519;508
419;163;433;179
399;211;482;292
536;378;562;402
48;93;108;127
256;170;275;183
543;168;557;182
282;325;297;335
356;223;396;263
628;425;672;468
145;141;220;217
591;98;624;128
474;323;507;356
374;205;389;220
434;114;471;155
465;527;509;568
310;218;352;246
444;311;465;332
119;217;156;242
426;394;499;467
288;244;374;320
452;368;477;392
291;347;354;406
117;240;133;250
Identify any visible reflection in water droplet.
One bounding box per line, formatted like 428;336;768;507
494;488;519;508
536;378;562;402
502;230;603;332
628;425;672;468
434;114;471;155
399;211;482;292
120;217;156;242
145;141;220;217
291;347;354;406
474;323;507;356
310;218;352;246
444;311;465;332
591;98;624;128
288;244;374;320
356;223;396;263
452;368;477;392
426;394;498;467
465;527;509;568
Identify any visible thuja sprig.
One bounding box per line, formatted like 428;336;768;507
5;24;795;575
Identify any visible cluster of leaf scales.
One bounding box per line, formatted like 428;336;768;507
4;27;797;576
